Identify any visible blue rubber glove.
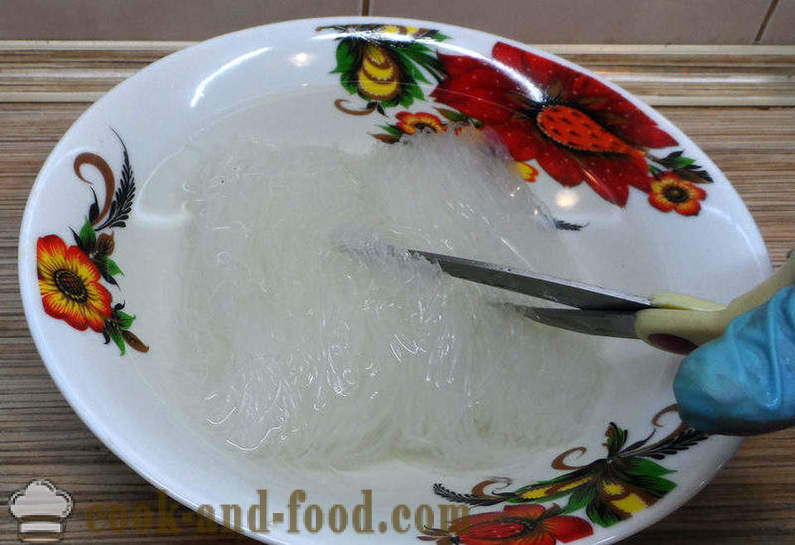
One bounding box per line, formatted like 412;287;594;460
674;285;795;435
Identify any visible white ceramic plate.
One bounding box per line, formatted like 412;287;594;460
20;17;770;545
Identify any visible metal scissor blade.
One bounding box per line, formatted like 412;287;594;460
506;305;640;339
409;249;652;311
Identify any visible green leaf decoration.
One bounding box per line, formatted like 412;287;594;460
605;423;628;456
436;108;468;123
561;487;597;514
104;257;124;276
620;459;676;498
396;52;430;85
340;72;358;95
432;407;710;535
332;40;356;74
92;256;118;286
379;125;403;138
434;32;451;41
633;473;676;498
106;324;126;355
586;499;624;528
113;310;135;330
406;81;425;100
401;45;447;82
651;150;713;184
624;457;674;479
70;228;84;251
79;217;96;253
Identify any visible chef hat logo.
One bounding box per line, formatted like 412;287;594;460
8;480;73;542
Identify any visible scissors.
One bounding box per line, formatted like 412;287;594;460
405;249;795;355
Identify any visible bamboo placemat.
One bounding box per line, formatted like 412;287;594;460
0;43;793;544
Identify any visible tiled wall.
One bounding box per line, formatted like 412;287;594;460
0;0;791;43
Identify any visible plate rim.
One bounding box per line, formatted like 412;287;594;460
18;15;764;545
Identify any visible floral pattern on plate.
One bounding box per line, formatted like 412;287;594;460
318;24;713;214
36;131;147;355
425;405;709;543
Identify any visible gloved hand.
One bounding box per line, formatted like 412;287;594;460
674;285;795;435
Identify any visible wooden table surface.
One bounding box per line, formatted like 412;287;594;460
0;43;793;544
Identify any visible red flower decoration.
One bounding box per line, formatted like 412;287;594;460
430;42;678;206
420;504;593;545
396;111;447;134
37;235;112;332
648;172;706;216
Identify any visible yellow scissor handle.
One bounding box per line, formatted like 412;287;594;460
635;254;795;354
